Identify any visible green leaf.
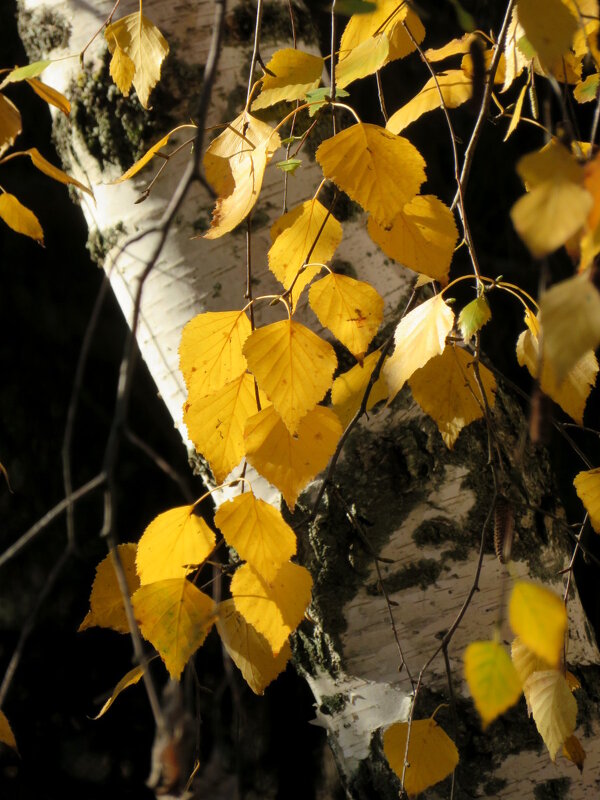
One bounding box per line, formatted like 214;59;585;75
305;86;349;117
3;60;52;84
276;157;302;174
458;296;491;343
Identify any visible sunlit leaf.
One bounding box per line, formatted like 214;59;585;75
27;78;70;115
214;492;297;582
133;578;216;679
184;373;263;483
23;148;92;195
517;140;582;187
408;345;496;448
136;505;216;584
243;320;337;434
109;43;136;97
516;308;598;424
516;0;577;64
0;193;43;244
244;404;342;510
3;60;51;83
179;309;252;396
217;600;291;694
305;86;349;116
524;669;577;760
336;33;390;89
386;70;472;134
563;734;585;772
511;636;552;686
252;49;323;110
502;10;529;92
339;0;425;64
105;12;169;108
0;710;17;752
331;349;389;428
203;111;281;239
367;194;458;284
230;561;312;656
574;73;600;103
316;123;426;226
464;640;522;727
0;92;21;155
268;199;343;309
584;148;600;232
539;271;600;380
384;294;455;401
276;157;302;174
509;581;567;667
383;717;459;796
308;273;383;359
113;123;197;183
79;544;140;634
91;665;144;720
573;467;600;532
504;82;527;141
425;33;477;62
458;295;491;342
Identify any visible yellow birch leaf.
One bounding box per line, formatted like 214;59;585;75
517;140;582;187
584;149;600;230
91;665;144;720
23;148;92;196
244;404;342;510
0;193;43;244
504;82;527;141
108;42;136;97
408;345;496;448
316;123;426;227
336;33;390;89
461;48;506;87
184;373;263;483
367;195;458;284
383;718;459;797
214;492;296;582
0;92;21;155
516;309;598;424
502;11;529;92
565;671;581;692
136;505;216;584
574;73;600;104
516;0;577;64
243;320;337;434
26;78;70;115
539;271;600;380
203;112;280;239
252;49;323;110
458;296;491;342
563;734;585;772
268;199;343;309
179;309;252;396
524;669;577;760
0;710;17;752
386;70;472;134
573;468;600;532
511;180;592;258
230;561;312;656
509;581;567;667
217;599;291;694
104;12;169;109
339;0;424;64
79;544;140;633
511;636;552;685
384;294;455;402
133;578;216;679
113;123;197;183
425;33;477;62
3;60;51;83
464;640;523;727
308;273;383;359
331;349;389;428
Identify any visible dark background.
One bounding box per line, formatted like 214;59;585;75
1;0;599;797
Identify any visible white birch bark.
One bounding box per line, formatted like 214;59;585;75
19;1;600;797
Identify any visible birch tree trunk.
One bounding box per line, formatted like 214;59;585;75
17;0;600;797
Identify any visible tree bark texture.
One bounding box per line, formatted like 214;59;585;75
18;1;600;797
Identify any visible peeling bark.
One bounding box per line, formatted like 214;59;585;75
17;1;600;797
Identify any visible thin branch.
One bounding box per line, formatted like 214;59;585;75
0;473;105;570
